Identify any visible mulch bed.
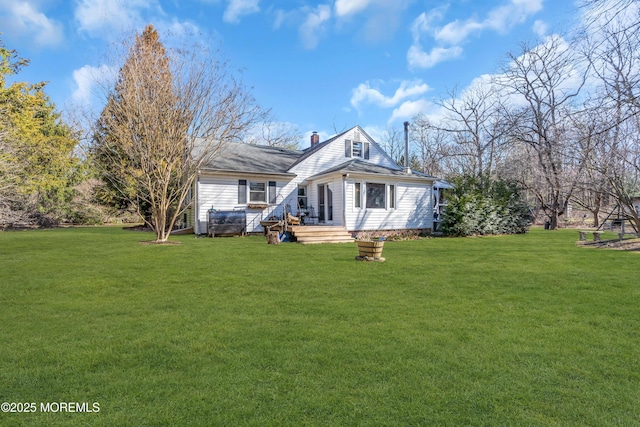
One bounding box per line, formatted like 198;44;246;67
578;237;640;252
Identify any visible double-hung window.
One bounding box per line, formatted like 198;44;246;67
345;140;370;159
298;187;308;209
239;180;277;204
249;182;266;203
352;141;362;157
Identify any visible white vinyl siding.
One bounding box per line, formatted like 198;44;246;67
291;127;397;179
196;175;300;234
345;180;432;231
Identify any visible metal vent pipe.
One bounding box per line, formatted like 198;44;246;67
403;121;411;174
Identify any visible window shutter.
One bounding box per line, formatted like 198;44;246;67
364;142;370;160
238;180;247;204
345;140;352;157
268;181;276;204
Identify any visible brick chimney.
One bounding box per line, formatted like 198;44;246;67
310;131;319;146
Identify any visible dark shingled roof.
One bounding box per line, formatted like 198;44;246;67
307;159;436;180
201;141;303;176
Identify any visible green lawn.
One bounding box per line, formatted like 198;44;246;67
0;226;638;426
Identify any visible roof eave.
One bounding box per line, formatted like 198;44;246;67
199;168;297;179
307;169;435;182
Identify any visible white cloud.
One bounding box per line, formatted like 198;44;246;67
74;0;200;43
75;0;157;37
162;18;201;37
434;20;484;46
532;19;548;36
334;0;374;17
408;0;543;69
351;79;430;110
485;0;543;32
389;99;431;124
299;4;331;49
223;0;261;24
71;64;116;105
334;0;412;18
433;0;543;45
407;45;463;69
410;8;447;42
0;0;64;48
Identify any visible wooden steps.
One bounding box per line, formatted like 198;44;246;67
289;225;354;244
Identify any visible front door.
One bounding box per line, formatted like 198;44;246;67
318;184;325;223
317;184;333;223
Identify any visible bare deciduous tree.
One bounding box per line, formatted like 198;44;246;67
570;109;611;227
410;114;449;177
580;0;640;232
245;118;302;150
378;126;405;165
498;36;589;229
93;25;263;242
433;84;510;179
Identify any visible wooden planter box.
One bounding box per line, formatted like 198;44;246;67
356;240;385;260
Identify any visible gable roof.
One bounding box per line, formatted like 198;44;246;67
201;141;302;176
290;128;350;167
290;125;386;168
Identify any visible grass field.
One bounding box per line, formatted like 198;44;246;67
0;226;638;426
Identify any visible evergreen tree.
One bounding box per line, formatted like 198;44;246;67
441;175;533;237
0;39;81;226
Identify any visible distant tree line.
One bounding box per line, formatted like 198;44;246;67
380;0;640;233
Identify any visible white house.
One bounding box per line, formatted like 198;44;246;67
190;125;438;237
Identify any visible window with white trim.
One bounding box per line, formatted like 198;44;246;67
352;141;362;157
389;184;395;209
239;180;278;205
345;140;370;159
249;182;266;203
268;181;276;204
298;186;308;210
238;180;247;204
354;182;361;208
366;183;386;209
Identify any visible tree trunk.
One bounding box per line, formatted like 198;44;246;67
549;212;559;230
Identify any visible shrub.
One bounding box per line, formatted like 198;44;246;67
441;175;532;236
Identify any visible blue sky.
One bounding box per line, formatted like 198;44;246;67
0;0;579;147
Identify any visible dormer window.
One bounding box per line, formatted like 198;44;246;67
352;141;362;157
345;139;370;159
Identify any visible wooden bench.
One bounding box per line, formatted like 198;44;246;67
578;230;604;241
